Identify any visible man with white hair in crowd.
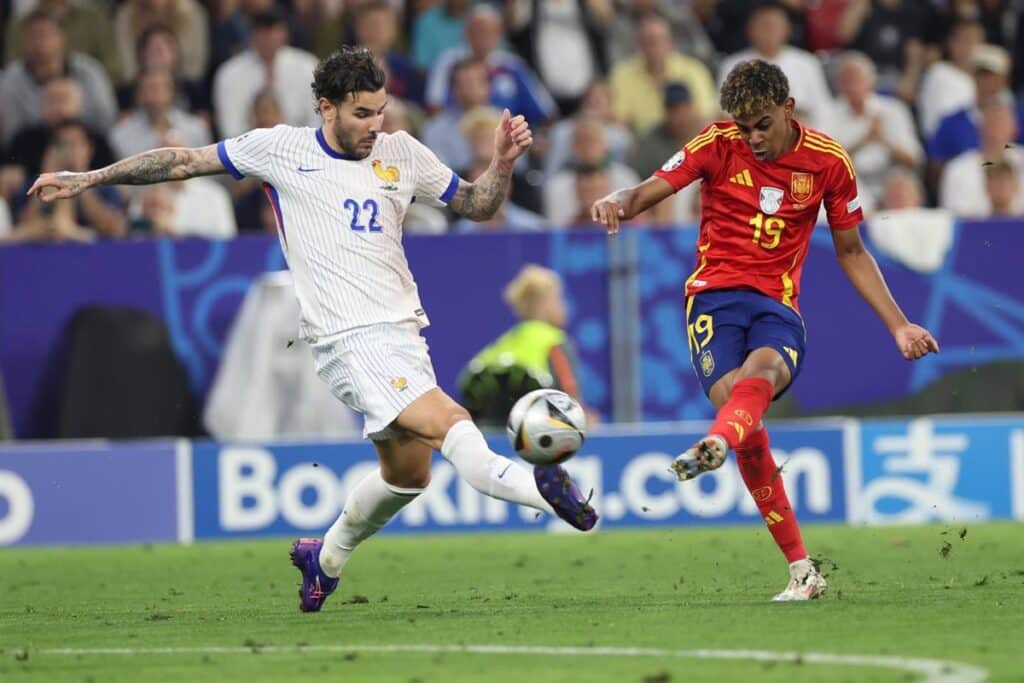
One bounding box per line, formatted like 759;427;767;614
826;51;921;214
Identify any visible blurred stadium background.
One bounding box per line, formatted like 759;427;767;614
1;1;1022;681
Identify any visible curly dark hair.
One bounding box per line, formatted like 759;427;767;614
719;60;790;119
310;46;386;110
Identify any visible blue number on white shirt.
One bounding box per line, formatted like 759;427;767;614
344;198;383;232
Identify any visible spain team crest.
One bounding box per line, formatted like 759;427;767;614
758;186;784;215
790;172;813;202
699;349;715;377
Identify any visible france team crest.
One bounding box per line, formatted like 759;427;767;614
759;186;784;214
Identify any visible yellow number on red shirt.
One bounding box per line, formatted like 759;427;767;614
748;212;785;250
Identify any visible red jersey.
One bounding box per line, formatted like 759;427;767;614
654;121;864;311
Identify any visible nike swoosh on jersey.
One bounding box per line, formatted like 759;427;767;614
296;166;322;173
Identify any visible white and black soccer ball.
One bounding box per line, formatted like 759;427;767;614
506;389;586;466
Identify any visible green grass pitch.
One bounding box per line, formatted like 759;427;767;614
2;522;1021;682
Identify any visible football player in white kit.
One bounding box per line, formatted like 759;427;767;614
28;47;598;612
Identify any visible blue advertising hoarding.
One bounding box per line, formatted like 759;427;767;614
0;441;180;546
188;422;847;540
2;415;1021;547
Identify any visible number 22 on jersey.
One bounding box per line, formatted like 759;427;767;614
344;198;382;232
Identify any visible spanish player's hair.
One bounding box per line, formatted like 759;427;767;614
719;60;790;120
504;265;562;320
311;46;386;111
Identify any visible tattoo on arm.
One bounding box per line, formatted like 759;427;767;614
448;159;513;221
84;145;224;188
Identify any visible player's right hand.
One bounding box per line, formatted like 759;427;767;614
26;171;90;202
591;194;625;235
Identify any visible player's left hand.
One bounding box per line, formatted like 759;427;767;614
494;109;532;163
892;323;940;360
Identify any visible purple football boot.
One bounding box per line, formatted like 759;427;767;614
289;538;339;612
534;465;598;531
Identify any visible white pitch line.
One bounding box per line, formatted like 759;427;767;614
24;644;987;683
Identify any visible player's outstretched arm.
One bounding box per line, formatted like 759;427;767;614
831;226;940;360
591;176;674;235
26;144;225;202
449;108;531;221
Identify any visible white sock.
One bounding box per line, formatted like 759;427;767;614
319;468;422;577
441;419;552;514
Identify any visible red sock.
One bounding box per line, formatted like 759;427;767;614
735;427;807;563
709;377;774;449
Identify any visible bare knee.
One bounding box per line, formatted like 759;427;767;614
443;406;472;433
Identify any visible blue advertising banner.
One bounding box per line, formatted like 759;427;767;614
847;415;1024;524
2;415;1021;546
0;441;179;546
189;422;847;540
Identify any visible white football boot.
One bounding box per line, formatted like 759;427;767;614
772;558;828;602
670;435;728;481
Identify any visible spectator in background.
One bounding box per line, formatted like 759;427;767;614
3;77;114;180
838;0;930;101
110;67;211;160
212;8;319;138
0;11;118;144
117;24;211;115
609;13;717;134
5;0;121;83
917;18;985;139
206;0;250;74
452;106;546;233
289;0;346;57
457;105;544;216
606;0;716;67
983;159;1024;218
425;3;557;125
879;167;926;211
115;0;209;87
128;130;237;239
940;101;1024;217
826;52;921;214
231;88;283;233
506;0;612;115
545;117;640;227
544;78;633;182
701;0;805;56
355;1;424;105
568;167;614;228
629;83;704;227
411;0;468;71
10;120;126;242
928;44;1024;164
422;58;491;171
717;2;832;129
132;178;237;239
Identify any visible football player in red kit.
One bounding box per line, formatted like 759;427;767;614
591;60;939;601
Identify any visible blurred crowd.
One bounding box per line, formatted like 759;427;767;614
0;0;1021;244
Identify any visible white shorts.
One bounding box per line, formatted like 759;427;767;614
311;322;437;440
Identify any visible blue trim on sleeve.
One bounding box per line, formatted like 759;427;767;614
217;140;244;180
439;171;459;204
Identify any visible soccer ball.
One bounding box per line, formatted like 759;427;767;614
506;389;586;466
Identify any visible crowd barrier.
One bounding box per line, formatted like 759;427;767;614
2;414;1021;546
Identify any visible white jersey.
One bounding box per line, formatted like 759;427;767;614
218;125;459;340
